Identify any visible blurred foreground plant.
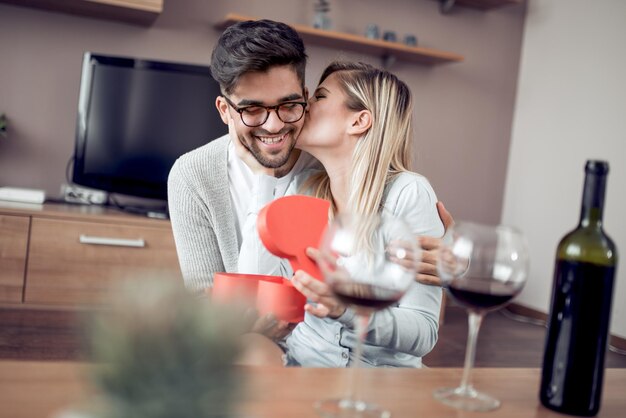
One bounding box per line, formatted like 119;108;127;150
82;278;245;418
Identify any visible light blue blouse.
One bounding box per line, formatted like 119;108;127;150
238;170;444;367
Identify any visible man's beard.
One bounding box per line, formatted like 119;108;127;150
241;128;297;169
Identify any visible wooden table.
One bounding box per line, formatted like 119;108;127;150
1;361;624;417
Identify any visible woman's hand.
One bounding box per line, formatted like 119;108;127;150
292;247;347;319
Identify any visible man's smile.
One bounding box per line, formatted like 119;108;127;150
256;133;287;146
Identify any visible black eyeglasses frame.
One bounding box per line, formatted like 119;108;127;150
223;96;308;127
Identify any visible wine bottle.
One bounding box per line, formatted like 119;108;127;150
540;160;618;416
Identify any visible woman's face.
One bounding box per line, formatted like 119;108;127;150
297;73;355;153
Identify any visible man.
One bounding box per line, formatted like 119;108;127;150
168;19;451;293
168;19;316;293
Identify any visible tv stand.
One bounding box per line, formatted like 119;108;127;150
0;201;182;307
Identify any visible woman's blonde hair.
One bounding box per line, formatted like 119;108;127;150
304;61;413;216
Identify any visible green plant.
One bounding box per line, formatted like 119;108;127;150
0;113;7;138
81;278;245;418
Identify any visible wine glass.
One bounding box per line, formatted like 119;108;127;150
434;221;529;412
314;212;420;418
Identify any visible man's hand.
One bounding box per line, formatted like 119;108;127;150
436;201;455;231
249;311;295;341
416;201;455;286
227;117;275;176
292;248;347;319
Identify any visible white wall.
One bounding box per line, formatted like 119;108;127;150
502;0;626;338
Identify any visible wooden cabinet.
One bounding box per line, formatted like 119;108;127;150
25;217;181;305
0;203;182;307
0;214;30;303
0;0;163;26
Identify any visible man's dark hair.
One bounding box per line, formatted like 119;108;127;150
210;19;307;95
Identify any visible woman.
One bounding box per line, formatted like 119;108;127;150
237;61;444;367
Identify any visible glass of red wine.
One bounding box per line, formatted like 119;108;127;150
314;212;420;418
434;221;529;412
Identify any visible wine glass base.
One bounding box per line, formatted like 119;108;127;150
314;398;391;418
433;386;500;412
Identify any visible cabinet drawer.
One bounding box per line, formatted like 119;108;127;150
0;215;30;303
25;218;182;305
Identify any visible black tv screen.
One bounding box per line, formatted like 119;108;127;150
72;52;227;201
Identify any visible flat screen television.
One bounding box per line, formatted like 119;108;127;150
72;52;227;201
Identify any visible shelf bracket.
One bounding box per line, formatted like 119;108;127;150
439;0;456;14
382;54;397;69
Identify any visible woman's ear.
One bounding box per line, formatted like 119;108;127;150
216;96;230;125
347;110;372;136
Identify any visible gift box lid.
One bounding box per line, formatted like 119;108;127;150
257;195;330;281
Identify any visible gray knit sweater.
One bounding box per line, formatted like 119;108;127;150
167;135;238;291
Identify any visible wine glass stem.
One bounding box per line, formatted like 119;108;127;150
345;313;370;403
459;310;484;393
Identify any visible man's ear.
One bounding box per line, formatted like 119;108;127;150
216;96;230;125
347;110;372;136
303;86;309;101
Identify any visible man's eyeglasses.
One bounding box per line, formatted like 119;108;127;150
223;96;307;128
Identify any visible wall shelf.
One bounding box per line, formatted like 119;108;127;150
0;0;163;26
438;0;523;13
457;0;523;10
215;14;463;67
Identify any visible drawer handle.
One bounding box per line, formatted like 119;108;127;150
79;234;146;248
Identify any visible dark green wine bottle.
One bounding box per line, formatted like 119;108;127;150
540;160;618;416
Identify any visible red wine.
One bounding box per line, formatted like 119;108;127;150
330;282;404;312
540;160;617;417
446;278;520;312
